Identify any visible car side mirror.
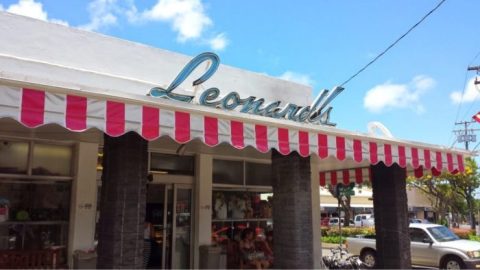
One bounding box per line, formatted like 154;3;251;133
422;238;433;245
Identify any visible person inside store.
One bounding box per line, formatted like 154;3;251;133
259;230;273;266
239;228;270;269
143;221;161;268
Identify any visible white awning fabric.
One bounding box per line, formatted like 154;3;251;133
0;84;468;182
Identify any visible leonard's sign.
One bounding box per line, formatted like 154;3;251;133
149;52;343;126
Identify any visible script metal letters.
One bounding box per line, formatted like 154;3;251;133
149;52;343;126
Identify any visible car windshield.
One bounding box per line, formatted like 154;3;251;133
426;226;460;242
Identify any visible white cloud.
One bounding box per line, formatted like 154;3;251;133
412;75;436;91
79;0;120;31
277;71;315;87
363;75;436;114
140;0;212;42
209;33;228;51
4;0;68;25
7;0;47;20
450;77;480;104
81;0;227;49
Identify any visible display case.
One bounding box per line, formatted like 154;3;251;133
211;190;272;242
0;139;74;268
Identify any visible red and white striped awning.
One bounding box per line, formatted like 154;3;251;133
319;168;371;187
318;166;447;187
0;84;467;177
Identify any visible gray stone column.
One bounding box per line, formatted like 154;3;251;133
97;132;148;269
271;150;314;269
371;162;411;269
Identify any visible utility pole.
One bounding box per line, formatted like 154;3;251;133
453;121;479;150
467;65;480;85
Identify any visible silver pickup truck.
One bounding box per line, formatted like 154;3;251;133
346;223;480;269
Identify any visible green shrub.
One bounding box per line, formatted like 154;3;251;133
325;227;375;237
469;234;480;242
321;226;329;237
322;235;346;244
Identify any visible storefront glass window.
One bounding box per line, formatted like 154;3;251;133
0;141;29;175
32;144;73;176
0;181;70;266
245;162;271;186
211;190;273;269
212;159;243;185
150;153;194;175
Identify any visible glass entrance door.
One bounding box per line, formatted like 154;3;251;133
146;184;193;269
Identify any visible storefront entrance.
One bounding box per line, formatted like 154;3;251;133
146;183;193;269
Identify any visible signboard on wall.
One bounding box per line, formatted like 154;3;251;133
149;52;343;126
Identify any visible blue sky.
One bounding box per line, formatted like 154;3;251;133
1;0;480;150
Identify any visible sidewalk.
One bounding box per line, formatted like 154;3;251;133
321;242;344;249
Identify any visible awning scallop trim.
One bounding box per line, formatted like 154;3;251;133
0;85;466;176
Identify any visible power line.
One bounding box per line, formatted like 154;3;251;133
449;50;480;148
339;0;447;87
452;120;480;150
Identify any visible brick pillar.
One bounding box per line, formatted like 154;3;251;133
271;150;313;269
97;132;148;269
371;162;411;269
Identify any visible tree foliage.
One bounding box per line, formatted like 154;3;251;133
407;157;480;228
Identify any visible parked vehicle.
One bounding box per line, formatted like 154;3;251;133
354;214;375;227
409;218;430;224
328;217;354;227
346;223;480;269
321;217;330;227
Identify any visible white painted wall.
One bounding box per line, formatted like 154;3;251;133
0;12;312;107
68;142;99;266
407;187;432;208
193;154;213;269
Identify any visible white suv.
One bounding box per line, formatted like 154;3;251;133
354;214;375;227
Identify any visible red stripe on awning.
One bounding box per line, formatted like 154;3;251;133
21;88;45;128
369;142;378;164
336;136;346;161
319;172;326;186
414;166;424;178
398;145;406;167
278;128;290;154
447;153;454;172
355;168;363;184
411;147;419;168
432;167;441;177
231;120;244;148
457;154;465;172
384;144;392;166
298;131;309;157
318;134;328;159
342;170;350;185
424;149;432;169
435;151;443;171
331;171;338;186
175;111;190;143
66;95;87;131
255;125;268;153
204;116;218;146
106;100;125;136
141;106;159;140
353;139;362;162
